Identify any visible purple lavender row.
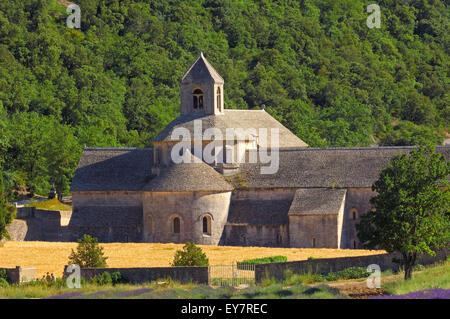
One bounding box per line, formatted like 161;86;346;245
371;288;450;299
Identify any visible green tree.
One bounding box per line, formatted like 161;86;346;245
0;171;16;241
380;121;444;147
357;146;450;280
172;242;209;266
68;234;108;268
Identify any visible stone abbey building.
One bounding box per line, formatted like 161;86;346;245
69;53;450;248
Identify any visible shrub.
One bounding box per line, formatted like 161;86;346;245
0;278;9;288
89;271;124;286
111;271;124;285
283;269;325;285
326;267;369;281
238;256;287;266
413;264;425;271
90;272;112;286
172;242;209;266
68;234;108;268
307;256;316;261
0;269;8;283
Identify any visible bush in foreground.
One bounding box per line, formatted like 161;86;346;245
172;242;209;266
90;271;124;286
68;234;108;268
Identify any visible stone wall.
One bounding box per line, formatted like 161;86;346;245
221;189;294;247
288;189;346;249
222;224;289;247
180;82;223;116
289;215;339;248
6;208;73;242
5;220;28;241
0;266;36;284
65;266;209;285
15;207;34;219
255;249;449;283
143;191;231;245
341;188;377;249
71;191;143;242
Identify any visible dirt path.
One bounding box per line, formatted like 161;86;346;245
323;275;400;298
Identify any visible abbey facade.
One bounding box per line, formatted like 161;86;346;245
69;53;450;248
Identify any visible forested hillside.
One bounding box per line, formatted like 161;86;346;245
0;0;448;197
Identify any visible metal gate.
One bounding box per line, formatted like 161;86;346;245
208;264;255;287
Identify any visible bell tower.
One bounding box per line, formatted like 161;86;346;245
180;52;224;116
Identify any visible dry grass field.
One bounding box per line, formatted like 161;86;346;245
0;241;386;278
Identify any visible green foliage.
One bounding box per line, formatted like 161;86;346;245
25;198;71;211
172;242;209;267
0;269;8;283
0;278;9;288
326;267;370;281
357;146;450;280
413;264;425;271
380;121;444;146
238;256;287;265
68;234;108;268
0;171;16;241
383;261;450;295
110;272;123;285
283;266;369;285
90;271;115;286
0;0;448;196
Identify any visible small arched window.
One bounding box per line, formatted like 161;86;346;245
353;239;357;249
351;208;358;220
216;87;221;112
193;88;204;109
202;216;211;235
312;237;316;248
173;217;180;234
241;234;247;245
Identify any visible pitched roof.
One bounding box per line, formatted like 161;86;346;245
71;146;450;192
288;188;346;216
154;109;308;148
70;148;153;192
228;199;292;225
69;206;142;227
181;52;224;84
238;146;450;189
143;160;233;192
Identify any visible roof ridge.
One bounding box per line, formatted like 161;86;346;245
224;109;264;112
245;145;450;152
180;52;224;84
84;147;153;151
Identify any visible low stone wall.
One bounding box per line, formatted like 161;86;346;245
255;249;448;283
0;266;37;284
16;207;35;219
4;220;28;241
64;266;209;285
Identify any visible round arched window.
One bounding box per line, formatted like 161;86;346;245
202;215;211;235
173;217;180;234
216;87;221;112
193;89;204;109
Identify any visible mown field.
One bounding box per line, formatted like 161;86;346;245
0;241;385;278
